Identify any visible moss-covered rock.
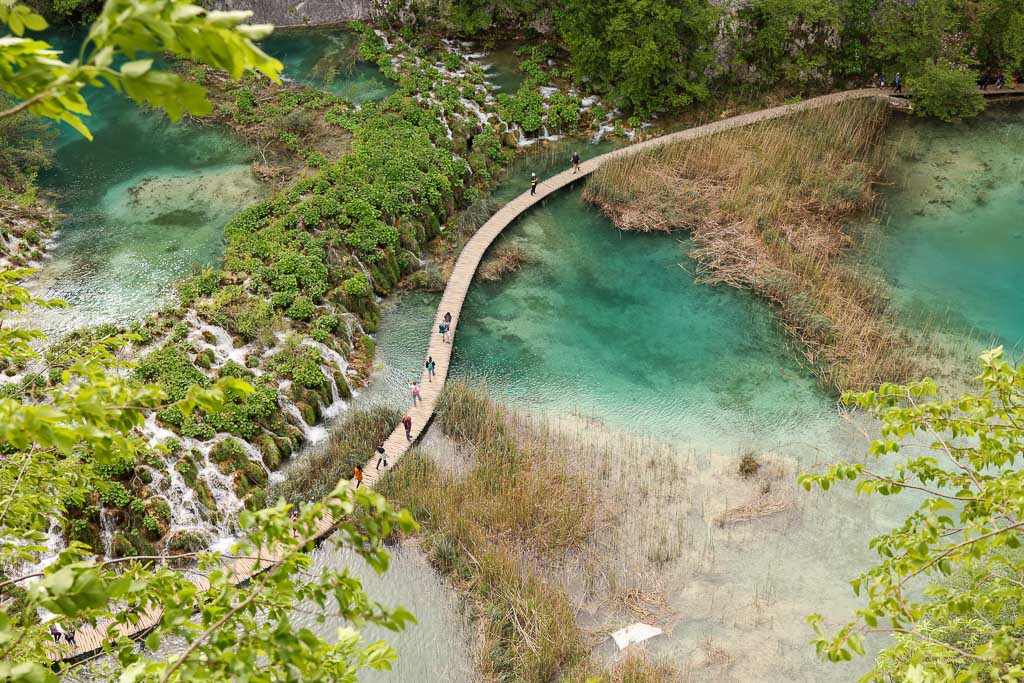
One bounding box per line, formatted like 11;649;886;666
166;529;212;555
255;434;282;471
295;401;317;427
195;348;216;369
209;438;249;475
333;370;352;400
111;533;134;558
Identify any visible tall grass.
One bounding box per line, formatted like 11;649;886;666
586;99;917;391
378;383;680;682
269;405;399;503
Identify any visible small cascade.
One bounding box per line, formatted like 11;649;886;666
98;509;117;558
194;448;245;531
186;312;253;369
142;411;177;446
163;463;209;529
351;254;380;302
282;401;329;444
304;339;356;420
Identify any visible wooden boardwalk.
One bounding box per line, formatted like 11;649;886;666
48;87;918;663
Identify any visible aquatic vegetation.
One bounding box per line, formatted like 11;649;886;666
478;243;528;281
271;405;400;504
379;383;685;681
586;98;915;391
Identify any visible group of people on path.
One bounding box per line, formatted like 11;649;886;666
530;151;582;196
873;72;903;93
48;623;77;647
352;149;589;491
354;152;598;485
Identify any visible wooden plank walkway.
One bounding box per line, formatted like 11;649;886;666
47;87;949;663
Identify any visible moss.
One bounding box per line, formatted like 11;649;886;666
295;401;318;427
255;434;282;470
209;438;249;475
166;529;212;555
111;533;134;558
333;370;352;400
244;488;267;511
195;348;215;369
175;457;198;486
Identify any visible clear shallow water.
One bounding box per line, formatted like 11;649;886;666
260;29;395;103
28;33;265;337
27;27;400;339
873;102;1024;351
293;542;474;683
451;188;842;456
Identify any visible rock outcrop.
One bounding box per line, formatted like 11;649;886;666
210;0;376;26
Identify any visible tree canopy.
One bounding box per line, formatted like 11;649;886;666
802;347;1024;680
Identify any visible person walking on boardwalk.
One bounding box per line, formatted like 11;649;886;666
64;627;76;647
426;355;436;381
530;172;538;196
402;414;413;441
572;151;581;174
49;624;62;643
439;320;449;342
411;381;421;406
442;312;454;342
893;72;902;94
353;464;364;489
376;445;388;470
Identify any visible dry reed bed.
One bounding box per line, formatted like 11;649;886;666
377;383;682;682
585;100;917;391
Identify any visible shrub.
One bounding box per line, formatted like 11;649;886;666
907;60;986;122
738;452;760;478
286;295;316;321
142;515;161;536
234;88;256;114
100;482;131;508
341;273;371;298
134;345;210;402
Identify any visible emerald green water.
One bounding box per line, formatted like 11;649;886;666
452;189;840;455
873;102;1024;351
260;29;395;103
29;28;397;337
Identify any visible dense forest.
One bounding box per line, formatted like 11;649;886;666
27;0;1024;115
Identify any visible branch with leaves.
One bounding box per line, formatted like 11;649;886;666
801;347;1024;681
0;0;283;138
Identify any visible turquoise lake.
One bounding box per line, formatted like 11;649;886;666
873;101;1024;351
28;28;400;338
30;33;265;336
260;29;395;103
24;25;1024;679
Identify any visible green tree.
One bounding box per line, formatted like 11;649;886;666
555;0;717;114
870;0;957;74
907;59;986;121
733;0;842;87
801;347;1024;680
0;0;282;139
961;0;1024;73
0;3;418;681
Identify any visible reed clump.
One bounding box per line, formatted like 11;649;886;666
378;383;681;682
585;99;917;391
480;243;529;281
270;405;399;503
